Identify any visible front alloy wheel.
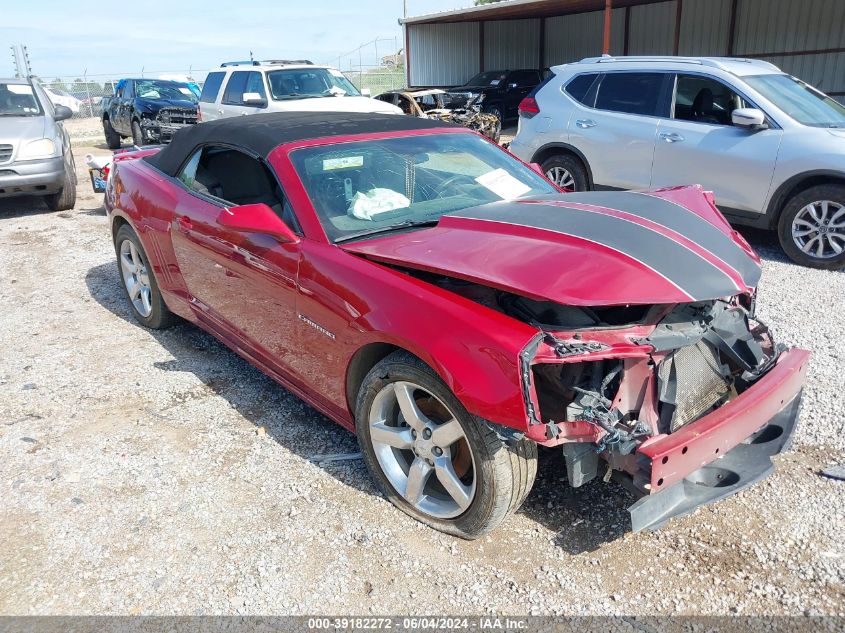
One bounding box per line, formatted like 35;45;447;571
356;351;538;539
369;381;476;519
546;166;575;190
791;200;845;260
778;184;845;270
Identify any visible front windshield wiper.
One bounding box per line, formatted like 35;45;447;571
335;219;441;243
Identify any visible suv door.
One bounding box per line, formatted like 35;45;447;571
567;71;671;190
219;71;267;119
170;145;302;372
114;80;134;135
651;73;783;215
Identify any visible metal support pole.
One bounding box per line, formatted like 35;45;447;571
603;0;613;55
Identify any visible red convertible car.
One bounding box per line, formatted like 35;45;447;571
105;112;809;538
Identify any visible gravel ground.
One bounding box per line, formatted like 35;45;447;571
0;141;843;616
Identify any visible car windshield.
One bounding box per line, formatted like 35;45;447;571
290;132;557;243
745;74;845;128
0;83;42;116
135;80;198;103
462;71;507;88
267;68;361;100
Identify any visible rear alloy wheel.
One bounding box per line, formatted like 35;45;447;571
778;184;845;270
114;224;178;329
356;352;537;539
541;154;588;192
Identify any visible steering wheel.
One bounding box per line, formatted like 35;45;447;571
433;174;476;198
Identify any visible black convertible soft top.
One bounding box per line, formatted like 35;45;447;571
145;111;457;177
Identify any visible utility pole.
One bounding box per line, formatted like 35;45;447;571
404;0;407;18
10;45;32;78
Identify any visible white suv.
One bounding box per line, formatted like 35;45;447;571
510;56;845;269
198;60;402;121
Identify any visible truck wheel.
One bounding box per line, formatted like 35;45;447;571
355;351;537;539
103;118;121;150
44;163;76;212
483;103;504;124
778;184;845;270
131;120;145;147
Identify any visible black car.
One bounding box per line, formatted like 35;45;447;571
448;69;543;123
101;78;199;149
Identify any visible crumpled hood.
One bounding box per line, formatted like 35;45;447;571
0;116;47;151
140;98;197;110
341;186;762;306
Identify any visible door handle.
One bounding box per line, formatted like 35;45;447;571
177;215;192;232
659;132;685;143
575;119;597;129
217;109;224;115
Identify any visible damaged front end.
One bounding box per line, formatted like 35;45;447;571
520;297;809;531
425;96;501;143
140;107;198;144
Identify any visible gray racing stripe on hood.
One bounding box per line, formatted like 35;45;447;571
562;191;761;286
449;204;742;301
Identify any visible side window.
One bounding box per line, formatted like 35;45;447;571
674;74;747;126
511;70;541;87
124;81;135;99
222;71;249;105
594;72;668;117
200;72;226;103
245;72;266;99
176;146;301;232
565;73;600;106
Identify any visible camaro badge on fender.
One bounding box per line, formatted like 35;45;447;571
299;314;336;340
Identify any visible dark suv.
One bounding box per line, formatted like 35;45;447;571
449;69;542;123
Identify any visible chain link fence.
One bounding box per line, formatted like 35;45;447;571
326;37;407;96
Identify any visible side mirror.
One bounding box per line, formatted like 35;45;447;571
217;203;299;244
361;88;372;97
242;92;267;107
732;108;767;129
53;105;73;122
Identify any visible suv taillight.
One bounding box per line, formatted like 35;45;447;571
518;97;540;118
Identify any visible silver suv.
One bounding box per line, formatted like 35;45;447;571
510;56;845;269
0;78;76;211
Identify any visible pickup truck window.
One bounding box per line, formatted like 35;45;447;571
200;72;226;104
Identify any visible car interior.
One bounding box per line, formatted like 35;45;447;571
674;76;745;125
179;147;299;230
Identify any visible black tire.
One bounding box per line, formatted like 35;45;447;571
355;351;537;539
103;118;121;150
131;119;144;147
113;224;178;329
483;103;504;124
540;153;589;191
777;184;845;270
44;162;76;212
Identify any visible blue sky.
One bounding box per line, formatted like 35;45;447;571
2;0;469;81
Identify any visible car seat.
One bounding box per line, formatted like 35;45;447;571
692;89;721;125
